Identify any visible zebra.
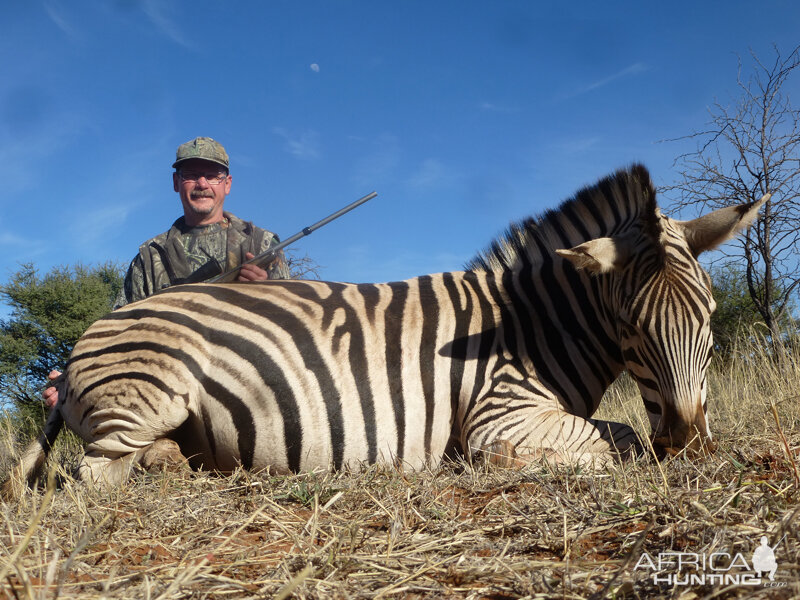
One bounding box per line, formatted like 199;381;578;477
2;165;765;498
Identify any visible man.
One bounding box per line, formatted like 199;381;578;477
114;136;290;308
44;136;290;407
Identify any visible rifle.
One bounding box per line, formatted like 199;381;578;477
185;191;378;284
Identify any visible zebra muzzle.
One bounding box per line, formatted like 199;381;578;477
651;431;717;459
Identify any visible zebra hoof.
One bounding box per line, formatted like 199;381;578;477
0;476;23;502
140;439;189;472
479;439;524;468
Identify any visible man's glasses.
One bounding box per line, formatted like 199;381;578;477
178;170;229;185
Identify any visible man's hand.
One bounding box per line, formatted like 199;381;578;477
236;252;270;282
43;370;62;409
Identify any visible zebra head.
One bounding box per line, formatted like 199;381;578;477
557;191;766;456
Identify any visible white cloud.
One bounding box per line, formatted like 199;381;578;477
479;102;517;113
141;0;194;49
408;158;460;189
0;232;49;270
273;127;321;160
0;232;28;246
43;1;81;39
585;62;649;91
64;199;144;256
563;62;650;98
0;115;90;195
83;205;135;238
310;63;320;73
556;136;601;155
350;134;401;188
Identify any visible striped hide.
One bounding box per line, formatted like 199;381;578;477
2;165;766;496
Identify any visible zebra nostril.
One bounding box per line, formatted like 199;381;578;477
686;432;716;457
651;431;715;459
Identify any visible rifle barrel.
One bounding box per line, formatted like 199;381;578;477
207;191;378;283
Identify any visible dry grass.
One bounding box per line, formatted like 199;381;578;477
2;341;800;599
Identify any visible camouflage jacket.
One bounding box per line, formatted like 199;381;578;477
113;212;290;310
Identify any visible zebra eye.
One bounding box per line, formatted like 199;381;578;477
618;320;639;340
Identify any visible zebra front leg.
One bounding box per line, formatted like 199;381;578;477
466;407;644;468
77;438;188;488
66;391;193;488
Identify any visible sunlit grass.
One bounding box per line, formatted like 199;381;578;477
1;331;799;598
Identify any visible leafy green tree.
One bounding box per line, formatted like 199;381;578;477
709;262;796;359
0;250;319;412
0;262;124;408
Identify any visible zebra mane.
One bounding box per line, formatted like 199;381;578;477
466;164;660;272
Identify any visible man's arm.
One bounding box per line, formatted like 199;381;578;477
239;230;291;281
236;252;269;281
113;256;148;310
267;250;291;279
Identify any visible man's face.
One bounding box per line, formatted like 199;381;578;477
173;158;232;225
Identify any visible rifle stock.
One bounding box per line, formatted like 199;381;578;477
174;258;223;285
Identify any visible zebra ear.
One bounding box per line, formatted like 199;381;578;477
556;236;633;274
680;194;769;257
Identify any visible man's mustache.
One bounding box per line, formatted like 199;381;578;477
190;190;215;199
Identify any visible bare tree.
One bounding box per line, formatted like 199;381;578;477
665;44;800;341
286;250;322;280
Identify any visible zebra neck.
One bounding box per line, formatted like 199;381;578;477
497;266;625;416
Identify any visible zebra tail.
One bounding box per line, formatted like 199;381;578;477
1;408;64;501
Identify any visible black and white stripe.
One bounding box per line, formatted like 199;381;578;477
4;165;766;493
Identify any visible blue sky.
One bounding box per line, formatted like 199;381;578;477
2;1;799;315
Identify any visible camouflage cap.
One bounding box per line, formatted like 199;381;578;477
172;137;230;169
